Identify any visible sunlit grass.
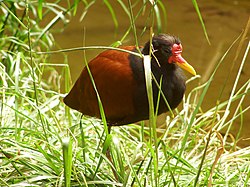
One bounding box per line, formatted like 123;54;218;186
1;43;250;186
0;0;250;186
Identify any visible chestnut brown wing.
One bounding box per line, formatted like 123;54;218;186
64;46;138;125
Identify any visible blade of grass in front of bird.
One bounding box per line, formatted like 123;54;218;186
144;55;156;185
143;34;159;186
37;46;141;57
154;76;163;117
81;27;111;177
152;73;174;117
62;137;73;187
83;50;112;179
83;49;108;134
127;2;158;185
143;54;155;131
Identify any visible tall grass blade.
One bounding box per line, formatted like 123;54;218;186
79;0;96;21
222;41;250;143
26;2;49;143
36;11;64;44
38;0;43;20
72;0;80;16
152;2;162;33
0;2;28;30
192;0;210;45
157;1;167;30
62;137;73;187
83;51;108;133
243;165;250;187
94;134;112;178
112;137;125;183
37;46;141;57
14;52;21;141
104;0;118;31
143;30;158;186
117;0;130;16
83;48;111;178
79;116;86;162
172;30;240;181
128;0;139;48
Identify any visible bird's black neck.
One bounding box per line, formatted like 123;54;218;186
129;51;186;121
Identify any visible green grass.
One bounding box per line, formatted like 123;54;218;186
1;0;250;186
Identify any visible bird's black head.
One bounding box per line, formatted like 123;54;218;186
142;34;180;64
142;34;196;75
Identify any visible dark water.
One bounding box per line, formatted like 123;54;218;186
49;0;250;146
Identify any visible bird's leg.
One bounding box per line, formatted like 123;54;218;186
106;125;119;181
108;126;112;134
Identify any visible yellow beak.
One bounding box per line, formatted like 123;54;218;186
176;60;196;76
173;54;196;76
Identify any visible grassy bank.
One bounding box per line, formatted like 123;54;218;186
0;1;250;186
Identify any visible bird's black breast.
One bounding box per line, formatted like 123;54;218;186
129;53;186;122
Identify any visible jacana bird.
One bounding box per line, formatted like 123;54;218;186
64;34;196;127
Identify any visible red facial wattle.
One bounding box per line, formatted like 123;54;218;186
168;43;196;75
168;43;184;64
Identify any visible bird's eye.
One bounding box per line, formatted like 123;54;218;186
164;47;172;55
